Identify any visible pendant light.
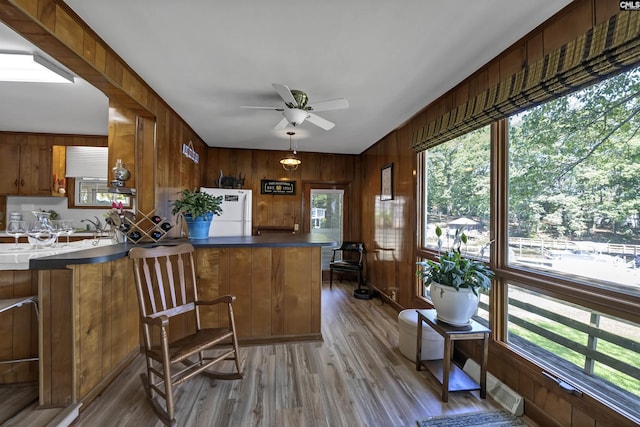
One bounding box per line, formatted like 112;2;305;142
280;131;301;171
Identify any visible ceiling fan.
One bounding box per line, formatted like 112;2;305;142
242;83;349;130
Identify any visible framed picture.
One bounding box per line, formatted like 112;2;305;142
380;163;393;201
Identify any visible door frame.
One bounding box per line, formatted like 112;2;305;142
302;181;352;236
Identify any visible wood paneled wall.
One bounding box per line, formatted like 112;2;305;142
0;131;107;147
38;257;139;408
358;1;635;426
0;270;38;384
205;148;359;240
195;246;322;343
2;0;633;425
0;0;206;219
359;126;417;308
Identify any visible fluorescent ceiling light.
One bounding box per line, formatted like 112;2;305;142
0;52;74;83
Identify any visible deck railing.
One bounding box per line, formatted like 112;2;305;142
478;293;640;418
509;237;640;258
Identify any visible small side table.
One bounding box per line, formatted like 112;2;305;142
415;309;491;402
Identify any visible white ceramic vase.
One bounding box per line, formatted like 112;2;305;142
430;281;480;326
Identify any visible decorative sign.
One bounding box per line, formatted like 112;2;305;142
261;179;296;195
182;141;200;164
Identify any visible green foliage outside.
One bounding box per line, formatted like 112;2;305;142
510;321;640;397
509;69;640;243
427;67;640;245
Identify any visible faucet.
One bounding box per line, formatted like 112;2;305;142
81;216;103;232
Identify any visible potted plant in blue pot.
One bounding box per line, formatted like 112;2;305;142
417;226;494;326
171;188;223;239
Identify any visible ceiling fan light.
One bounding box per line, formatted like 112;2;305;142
283;108;308;126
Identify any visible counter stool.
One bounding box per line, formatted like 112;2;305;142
0;296;39;364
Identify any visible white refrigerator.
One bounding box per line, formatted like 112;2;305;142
199;188;252;237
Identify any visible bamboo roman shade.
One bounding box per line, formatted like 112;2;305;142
411;12;640;151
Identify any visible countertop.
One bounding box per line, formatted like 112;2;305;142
26;234;337;270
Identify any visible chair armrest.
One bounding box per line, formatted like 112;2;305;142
142;314;169;327
196;295;236;306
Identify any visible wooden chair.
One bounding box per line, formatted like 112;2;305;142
0;296;39;365
329;241;365;289
129;243;242;426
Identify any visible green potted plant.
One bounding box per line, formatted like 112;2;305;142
417;226;494;326
171;188;223;239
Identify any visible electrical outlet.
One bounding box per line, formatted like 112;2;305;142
294;223;299;231
21;204;35;211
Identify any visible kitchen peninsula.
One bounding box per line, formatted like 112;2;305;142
1;234;333;408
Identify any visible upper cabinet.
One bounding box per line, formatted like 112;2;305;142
0;133;108;197
0;138;52;196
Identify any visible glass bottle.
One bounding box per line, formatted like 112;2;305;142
112;159;131;182
27;210;56;249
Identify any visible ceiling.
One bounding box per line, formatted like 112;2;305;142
1;1;573;154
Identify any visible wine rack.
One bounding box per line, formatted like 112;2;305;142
121;209;173;243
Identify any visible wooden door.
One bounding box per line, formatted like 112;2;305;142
19;143;52;195
33;144;53;195
0;143;21;195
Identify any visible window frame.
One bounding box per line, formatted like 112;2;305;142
416;126;494;298
417;112;640;419
66;177;132;209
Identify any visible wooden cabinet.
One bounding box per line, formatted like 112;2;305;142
0;142;52;195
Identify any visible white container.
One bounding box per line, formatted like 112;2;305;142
398;309;444;361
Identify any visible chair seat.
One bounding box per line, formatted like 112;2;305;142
330;261;362;270
146;327;235;364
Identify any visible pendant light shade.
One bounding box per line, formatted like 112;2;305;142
280;131;301;171
280;153;301;170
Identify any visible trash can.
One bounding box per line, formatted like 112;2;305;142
398;309;444;361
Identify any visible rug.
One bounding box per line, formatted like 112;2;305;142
417;410;526;427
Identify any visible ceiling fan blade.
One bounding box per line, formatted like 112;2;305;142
240;106;284;111
272;83;298;107
307;98;349;112
306;113;335;130
274;117;289;130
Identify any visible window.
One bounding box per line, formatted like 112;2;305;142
508;68;640;297
506;66;640;418
73;178;131;208
419;125;492;320
310;189;343;270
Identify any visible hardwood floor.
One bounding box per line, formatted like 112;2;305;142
6;281;501;426
0;383;37;425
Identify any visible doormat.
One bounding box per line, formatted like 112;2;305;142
417;410;526;427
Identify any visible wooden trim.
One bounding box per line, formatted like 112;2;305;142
301;181;352;236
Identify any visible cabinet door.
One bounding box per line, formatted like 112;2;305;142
0;144;21;195
19;144;52;195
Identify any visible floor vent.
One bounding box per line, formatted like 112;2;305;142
463;359;524;416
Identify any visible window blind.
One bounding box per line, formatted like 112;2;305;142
65;146;108;178
411;12;640;151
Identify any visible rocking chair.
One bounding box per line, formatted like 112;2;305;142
129;243;242;426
